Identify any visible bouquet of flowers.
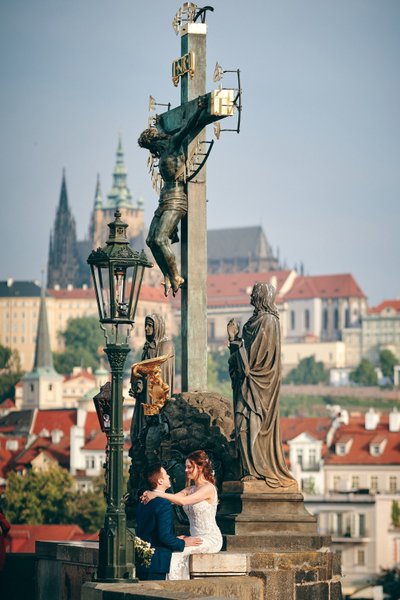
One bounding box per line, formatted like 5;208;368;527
134;536;155;568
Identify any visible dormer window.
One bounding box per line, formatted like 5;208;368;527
369;436;387;456
335;436;353;455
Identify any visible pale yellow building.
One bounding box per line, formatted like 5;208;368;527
0;280;176;372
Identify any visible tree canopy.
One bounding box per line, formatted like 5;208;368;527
284;356;329;385
379;349;399;380
4;466;106;532
350;358;378;386
53;316;104;375
0;344;23;402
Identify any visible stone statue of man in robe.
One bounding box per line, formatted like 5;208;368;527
227;282;297;489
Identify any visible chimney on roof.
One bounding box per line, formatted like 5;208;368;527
389;407;400;433
365;408;380;431
51;429;63;444
7;278;13;288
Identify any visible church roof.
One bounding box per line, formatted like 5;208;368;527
207;226;273;261
0;410;34;436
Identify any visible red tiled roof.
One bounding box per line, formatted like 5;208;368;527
281;417;332;442
82;430;107;450
8;524;90;553
13;436;70;469
369;300;400;315
63;369;95;383
48;283;167;303
32;409;77;436
283;274;366;300
0;398;16;408
207;271;292;308
0;436;26;478
325;415;400;465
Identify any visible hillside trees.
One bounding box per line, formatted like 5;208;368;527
53;316;104;374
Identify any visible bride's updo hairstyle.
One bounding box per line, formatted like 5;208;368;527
186;450;215;486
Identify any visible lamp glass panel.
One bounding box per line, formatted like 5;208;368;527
129;265;145;322
112;264;128;319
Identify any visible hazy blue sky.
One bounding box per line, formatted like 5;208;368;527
0;0;399;305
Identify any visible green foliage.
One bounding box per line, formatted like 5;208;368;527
4;467;75;524
4;468;107;533
376;567;400;599
207;351;232;397
0;345;24;402
379;349;399;380
53;316;104;374
284;356;329;385
350;358;378;386
391;500;400;528
0;345;12;369
70;476;106;533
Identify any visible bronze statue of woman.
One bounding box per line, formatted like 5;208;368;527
227;282;297;490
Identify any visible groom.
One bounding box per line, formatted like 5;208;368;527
135;464;201;580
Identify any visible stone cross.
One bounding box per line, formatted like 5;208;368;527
140;6;235;392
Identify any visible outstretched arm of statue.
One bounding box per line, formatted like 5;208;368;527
173;95;207;149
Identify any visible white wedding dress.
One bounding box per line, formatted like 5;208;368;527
167;485;223;580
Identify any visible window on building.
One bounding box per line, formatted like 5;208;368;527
334;307;339;330
337;513;343;536
356;549;365;566
30;384;34;392
359;514;366;537
291;311;296;330
6;440;18;451
345;308;350;328
85;456;95;469
304;309;310;330
333;476;340;492
370;476;378;492
389;476;397;493
208;320;215;341
296;449;303;467
48;384;53;392
352;476;360;490
309;448;317;467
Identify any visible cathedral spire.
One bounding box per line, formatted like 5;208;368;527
59;168;69;213
33;285;54;371
106;137;133;209
94;173;103;209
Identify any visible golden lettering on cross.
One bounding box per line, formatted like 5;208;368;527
172;50;195;87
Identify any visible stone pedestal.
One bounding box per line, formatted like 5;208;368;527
218;481;318;545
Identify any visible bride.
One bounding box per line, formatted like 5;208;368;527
141;450;223;580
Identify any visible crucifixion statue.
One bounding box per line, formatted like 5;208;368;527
139;2;240;391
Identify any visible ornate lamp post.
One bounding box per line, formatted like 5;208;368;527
87;209;152;581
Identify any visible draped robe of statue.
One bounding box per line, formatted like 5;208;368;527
130;313;175;445
228;298;296;488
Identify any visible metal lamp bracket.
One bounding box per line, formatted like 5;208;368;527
213;64;242;138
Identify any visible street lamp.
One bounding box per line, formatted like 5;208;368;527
87;209;152;581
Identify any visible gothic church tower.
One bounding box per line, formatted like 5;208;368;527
47;170;80;288
91;138;144;248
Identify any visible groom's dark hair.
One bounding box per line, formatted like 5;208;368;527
144;463;163;490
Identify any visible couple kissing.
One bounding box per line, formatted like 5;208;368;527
136;450;222;580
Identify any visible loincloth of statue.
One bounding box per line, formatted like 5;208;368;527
153;183;188;244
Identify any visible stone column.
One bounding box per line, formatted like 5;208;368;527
180;23;208;392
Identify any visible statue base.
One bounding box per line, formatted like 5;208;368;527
218;480;321;550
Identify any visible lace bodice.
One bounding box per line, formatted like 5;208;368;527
167;484;222;580
183;485;221;538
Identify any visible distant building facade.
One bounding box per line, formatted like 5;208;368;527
0;280;175;371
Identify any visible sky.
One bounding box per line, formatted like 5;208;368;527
0;0;399;306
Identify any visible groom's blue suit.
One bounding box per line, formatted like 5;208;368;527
136;496;185;580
